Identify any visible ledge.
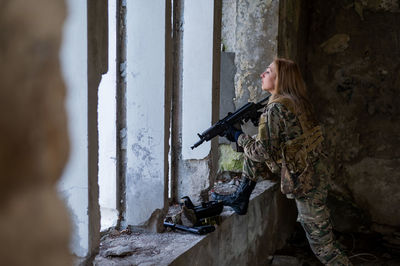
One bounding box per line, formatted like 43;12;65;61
94;181;296;266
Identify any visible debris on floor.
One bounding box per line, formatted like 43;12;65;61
95;226;204;266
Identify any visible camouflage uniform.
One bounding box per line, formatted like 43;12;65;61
237;97;351;266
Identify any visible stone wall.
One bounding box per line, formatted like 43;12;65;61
302;0;400;232
0;0;71;265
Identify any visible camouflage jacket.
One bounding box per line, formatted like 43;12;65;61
237;97;324;196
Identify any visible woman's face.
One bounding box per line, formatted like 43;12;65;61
260;62;277;95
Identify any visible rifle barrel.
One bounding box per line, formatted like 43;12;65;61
191;138;204;149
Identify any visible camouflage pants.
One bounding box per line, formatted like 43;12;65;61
295;184;352;265
243;156;352;265
242;155;277;182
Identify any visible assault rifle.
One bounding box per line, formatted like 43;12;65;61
191;94;271;149
163;221;215;235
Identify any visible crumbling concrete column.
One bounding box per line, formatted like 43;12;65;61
217;0;279;172
222;0;279;109
0;0;71;265
123;0;171;230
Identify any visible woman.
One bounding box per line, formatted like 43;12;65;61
212;58;352;265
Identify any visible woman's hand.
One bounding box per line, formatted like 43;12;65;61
224;124;243;142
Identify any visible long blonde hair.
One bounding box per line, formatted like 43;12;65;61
273;58;315;120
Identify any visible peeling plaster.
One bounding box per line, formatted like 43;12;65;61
379;0;400;11
177;159;210;204
219;0;279;180
222;0;278;107
354;0;400;20
355;1;365;19
132;143;155;164
320;34;350;54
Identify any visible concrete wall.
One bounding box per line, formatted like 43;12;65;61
59;0;89;258
222;0;279;111
218;0;279;170
277;0;308;70
0;0;72;265
59;0;108;261
124;0;170;228
280;0;400;233
307;0;400;232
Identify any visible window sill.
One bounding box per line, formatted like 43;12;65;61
94;180;296;266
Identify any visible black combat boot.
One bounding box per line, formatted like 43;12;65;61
211;176;256;215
